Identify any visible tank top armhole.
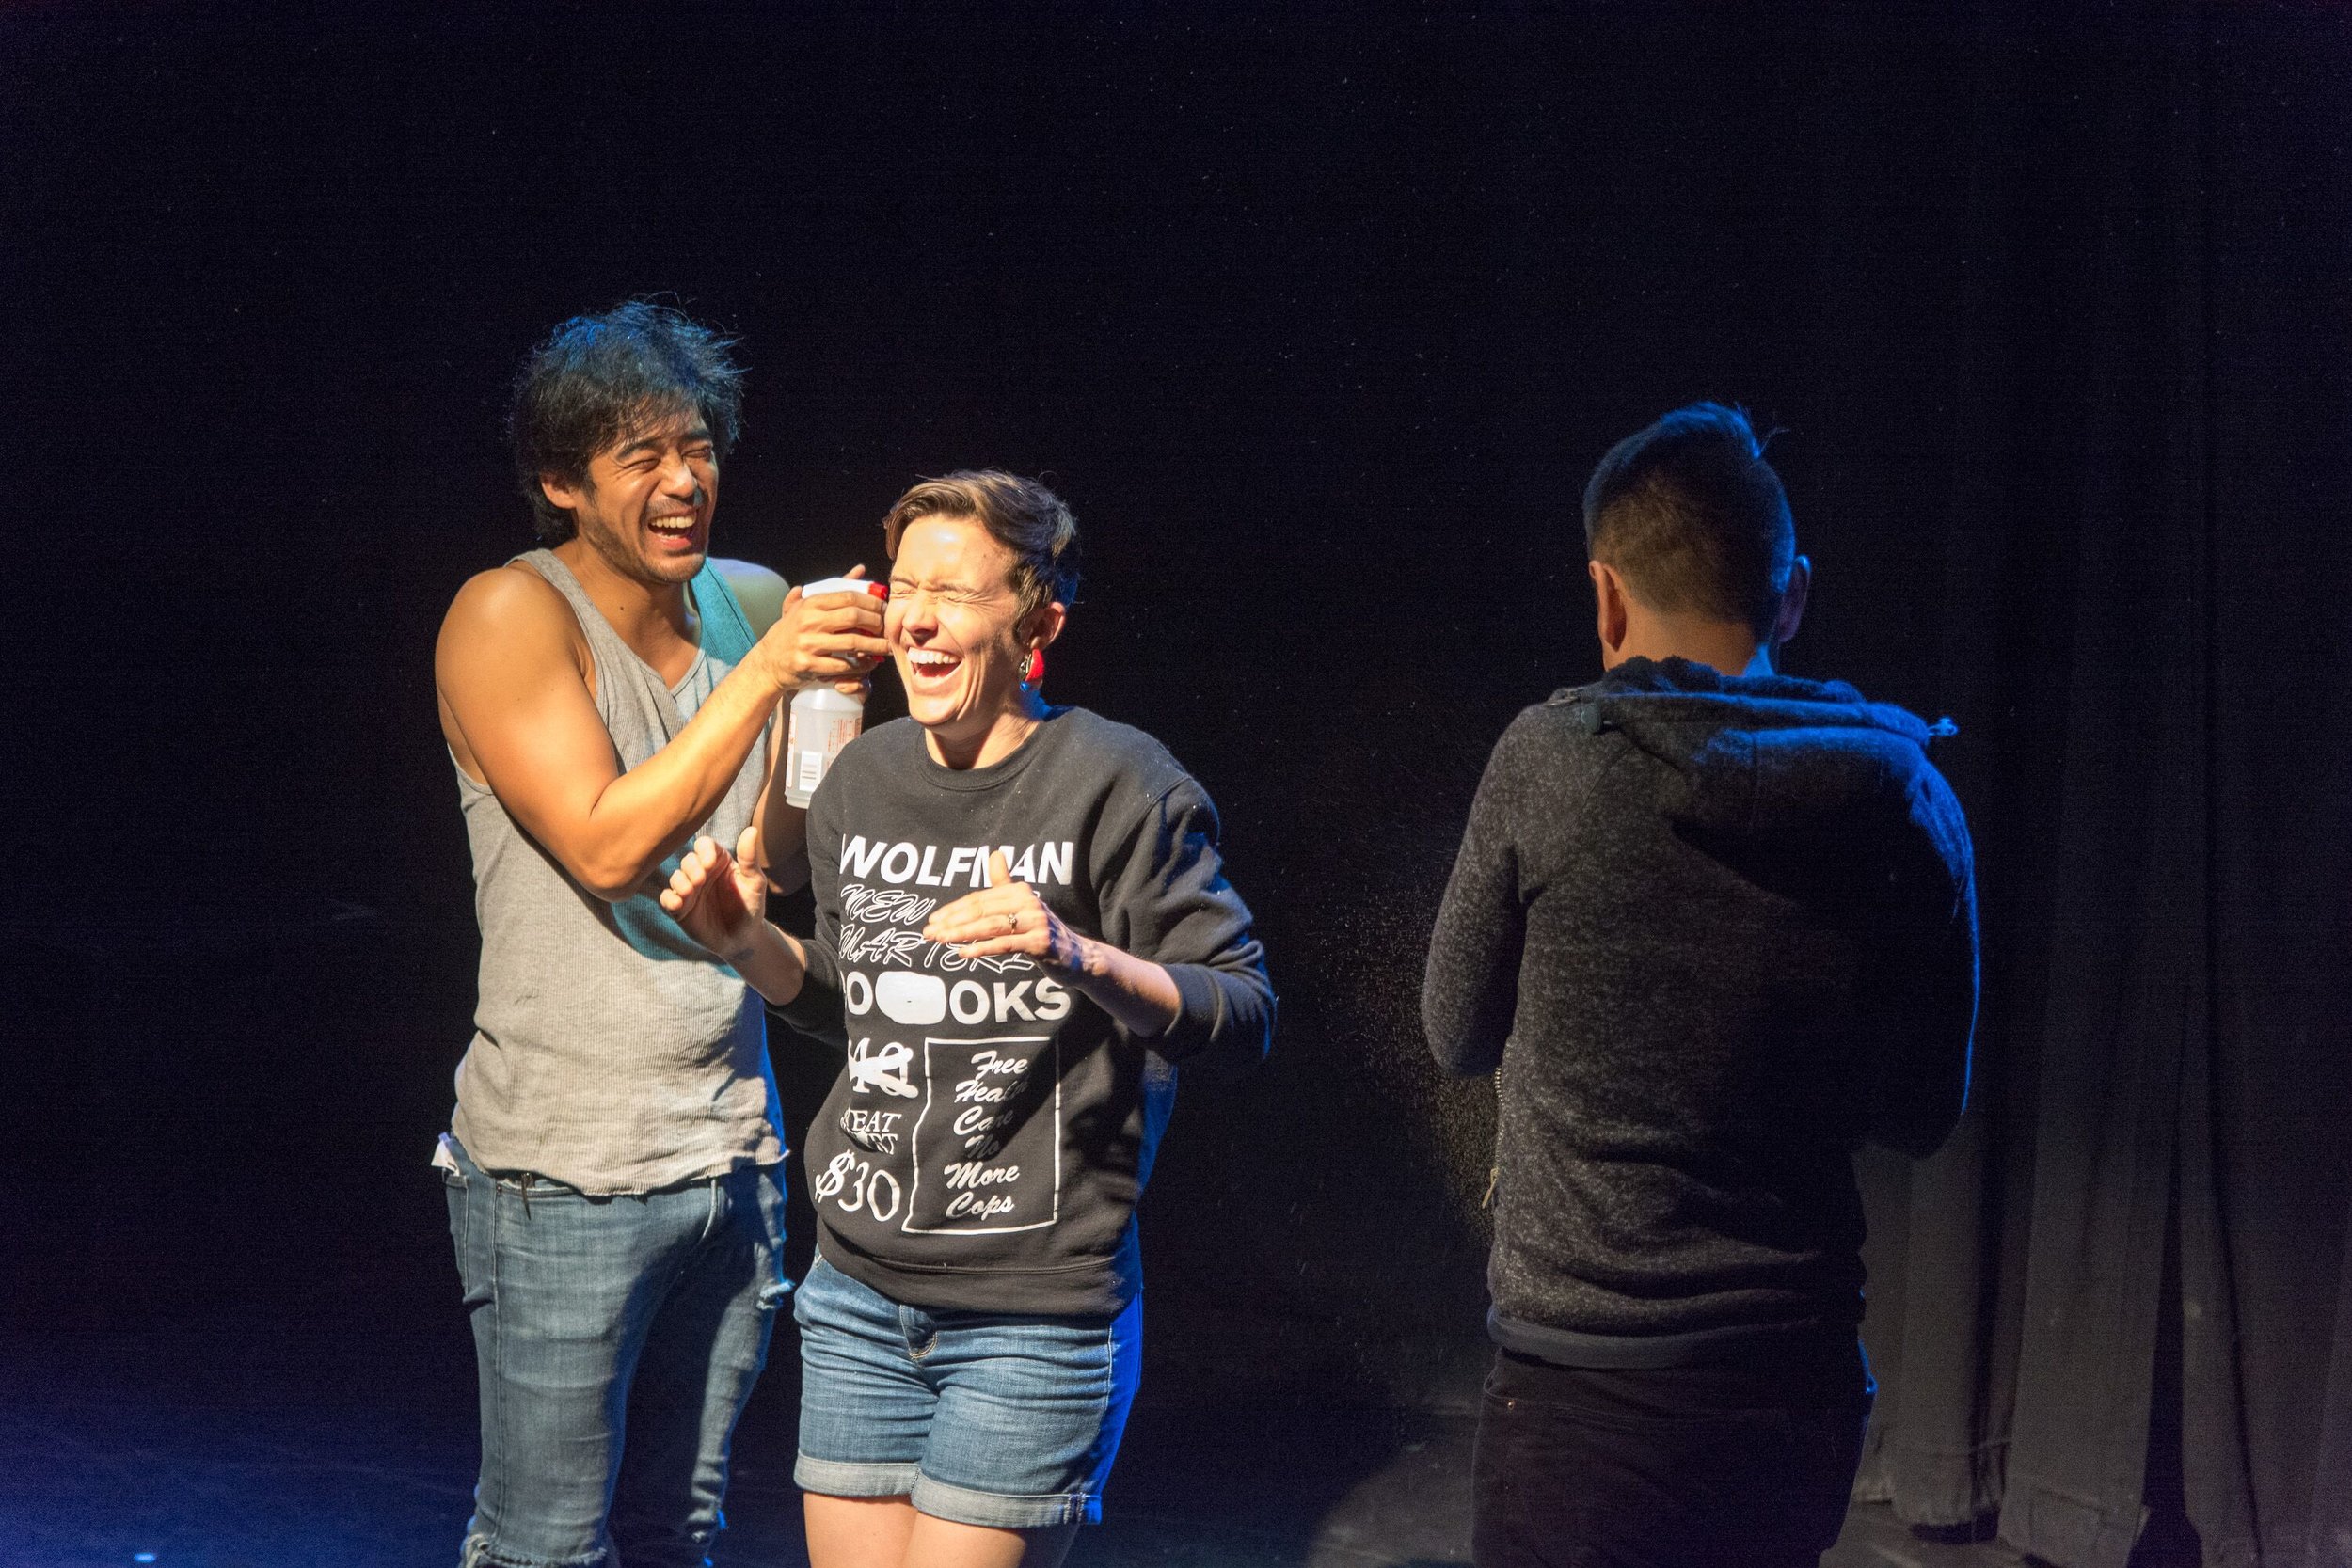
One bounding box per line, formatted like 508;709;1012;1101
511;550;612;721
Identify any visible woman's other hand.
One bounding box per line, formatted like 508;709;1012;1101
922;850;1085;973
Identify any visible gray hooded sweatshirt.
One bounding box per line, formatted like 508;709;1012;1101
1422;657;1978;1369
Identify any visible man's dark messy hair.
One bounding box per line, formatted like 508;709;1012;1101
507;301;746;545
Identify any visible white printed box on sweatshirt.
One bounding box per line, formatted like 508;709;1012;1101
818;1032;1060;1235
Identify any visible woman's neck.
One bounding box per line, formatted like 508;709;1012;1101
924;689;1050;770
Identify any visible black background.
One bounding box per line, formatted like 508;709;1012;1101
6;2;2349;1555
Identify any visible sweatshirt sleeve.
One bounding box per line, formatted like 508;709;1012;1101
1099;777;1274;1074
1861;759;1979;1157
770;771;849;1051
1422;713;1536;1077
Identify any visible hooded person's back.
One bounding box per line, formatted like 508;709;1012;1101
1423;654;1978;1368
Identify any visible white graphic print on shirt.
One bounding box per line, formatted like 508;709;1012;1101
822;834;1078;1238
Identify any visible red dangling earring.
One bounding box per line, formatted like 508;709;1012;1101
1023;646;1045;687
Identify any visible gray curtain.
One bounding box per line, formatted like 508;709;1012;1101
1855;8;2352;1567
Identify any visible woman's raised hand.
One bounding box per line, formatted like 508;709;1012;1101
660;826;771;962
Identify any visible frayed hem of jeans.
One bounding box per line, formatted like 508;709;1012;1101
460;1532;611;1568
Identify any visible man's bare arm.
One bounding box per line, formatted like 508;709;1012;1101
436;565;885;900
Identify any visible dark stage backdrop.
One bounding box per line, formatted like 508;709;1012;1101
5;6;2347;1566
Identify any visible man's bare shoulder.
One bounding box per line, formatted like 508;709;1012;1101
438;562;582;666
711;557;788;636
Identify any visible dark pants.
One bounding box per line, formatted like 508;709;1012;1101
1470;1341;1873;1568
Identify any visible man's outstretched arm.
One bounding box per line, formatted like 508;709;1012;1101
435;565;885;901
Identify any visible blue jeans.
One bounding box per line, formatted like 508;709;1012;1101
441;1136;788;1568
792;1256;1141;1528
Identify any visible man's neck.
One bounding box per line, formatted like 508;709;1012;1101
1607;615;1773;679
552;538;699;668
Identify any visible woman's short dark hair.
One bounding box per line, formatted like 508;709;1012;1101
882;471;1081;620
507;301;746;545
1581;403;1795;640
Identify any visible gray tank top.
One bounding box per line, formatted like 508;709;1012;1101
448;549;786;1193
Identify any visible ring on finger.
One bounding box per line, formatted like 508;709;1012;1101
1002;911;1019;935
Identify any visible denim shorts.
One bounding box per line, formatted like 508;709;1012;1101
792;1254;1141;1528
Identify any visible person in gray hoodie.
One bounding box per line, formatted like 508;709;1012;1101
1422;404;1978;1568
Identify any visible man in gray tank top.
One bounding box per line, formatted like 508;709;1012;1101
432;301;890;1568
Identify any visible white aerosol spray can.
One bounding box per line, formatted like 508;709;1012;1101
783;577;887;807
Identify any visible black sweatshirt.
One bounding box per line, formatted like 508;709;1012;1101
1422;657;1978;1368
777;706;1273;1318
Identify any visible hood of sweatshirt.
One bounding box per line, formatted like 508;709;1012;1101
1550;657;1956;904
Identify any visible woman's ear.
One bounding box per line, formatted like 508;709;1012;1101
1024;599;1069;650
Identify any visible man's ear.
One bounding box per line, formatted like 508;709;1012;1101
1590;559;1630;662
1772;555;1811;649
540;470;586;515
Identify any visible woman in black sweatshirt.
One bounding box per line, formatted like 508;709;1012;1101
659;470;1272;1568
